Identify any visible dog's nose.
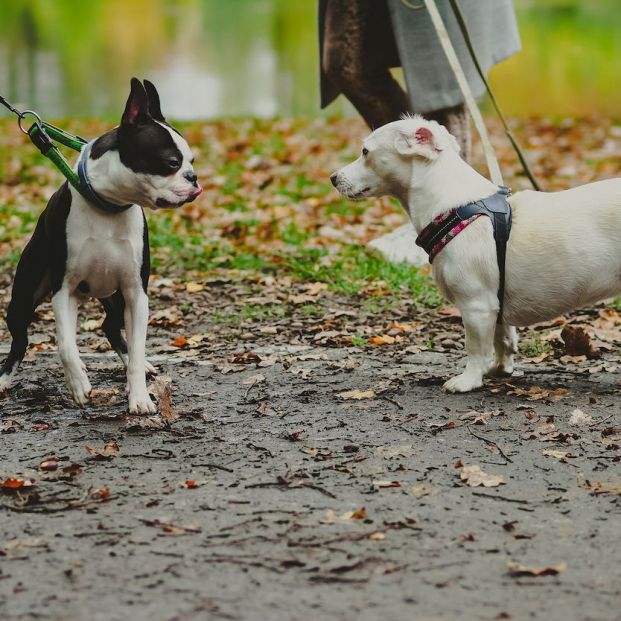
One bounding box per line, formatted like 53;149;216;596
183;170;198;186
330;173;338;187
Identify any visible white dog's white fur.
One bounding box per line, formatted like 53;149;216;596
333;115;621;392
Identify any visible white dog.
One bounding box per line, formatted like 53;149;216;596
332;115;621;392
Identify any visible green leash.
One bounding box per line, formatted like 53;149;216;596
27;122;86;191
1;95;87;191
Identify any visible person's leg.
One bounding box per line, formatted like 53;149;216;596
322;0;410;129
426;103;471;162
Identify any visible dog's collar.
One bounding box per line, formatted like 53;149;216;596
416;187;512;324
77;141;133;214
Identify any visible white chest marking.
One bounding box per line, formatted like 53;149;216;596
65;194;145;299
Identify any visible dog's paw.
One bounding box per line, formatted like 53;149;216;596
443;373;483;393
66;371;92;406
0;373;13;394
487;363;514;378
128;391;157;415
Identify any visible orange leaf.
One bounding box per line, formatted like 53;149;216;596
181;480;200;488
1;477;36;490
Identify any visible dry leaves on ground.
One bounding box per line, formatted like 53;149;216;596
338;389;375;400
507;562;567;577
459;464;505;488
85;441;119;460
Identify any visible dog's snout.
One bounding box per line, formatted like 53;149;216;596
183;170;198;186
330;173;338;187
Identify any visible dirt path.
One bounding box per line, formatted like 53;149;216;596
1;317;620;620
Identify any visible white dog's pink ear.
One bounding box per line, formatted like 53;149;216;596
395;126;441;159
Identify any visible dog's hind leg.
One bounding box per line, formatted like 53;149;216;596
488;323;518;377
52;286;92;406
0;243;51;393
444;302;497;393
101;291;156;377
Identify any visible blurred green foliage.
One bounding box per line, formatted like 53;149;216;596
0;0;620;118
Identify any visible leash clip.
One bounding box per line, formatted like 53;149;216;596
17;110;43;135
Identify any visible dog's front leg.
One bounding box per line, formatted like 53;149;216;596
123;287;156;415
52;287;92;405
444;303;497;393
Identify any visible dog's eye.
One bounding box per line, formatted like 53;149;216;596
167;158;181;170
362;147;369;157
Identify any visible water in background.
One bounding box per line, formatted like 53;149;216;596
1;0;620;120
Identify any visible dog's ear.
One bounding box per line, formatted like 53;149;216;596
122;77;151;127
143;79;166;122
395;126;442;159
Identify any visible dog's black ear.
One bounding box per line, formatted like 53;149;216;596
122;77;151;127
143;79;166;122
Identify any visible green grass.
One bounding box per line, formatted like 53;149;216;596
0;118;442;312
519;335;553;358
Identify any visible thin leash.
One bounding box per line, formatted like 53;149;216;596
0;95;130;213
402;0;540;191
447;0;540;190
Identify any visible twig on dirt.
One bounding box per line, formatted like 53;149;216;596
246;477;337;499
124;448;175;459
1;487;112;513
587;413;615;428
379;395;403;410
472;491;529;504
467;426;513;463
201;554;285;574
190;462;234;472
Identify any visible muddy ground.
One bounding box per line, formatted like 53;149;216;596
1;285;620;621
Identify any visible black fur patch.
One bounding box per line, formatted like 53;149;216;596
89;123;182;178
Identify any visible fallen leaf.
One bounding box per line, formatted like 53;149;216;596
171;336;188;348
85;441;119;460
369;335;396;345
89;387;120;406
321;507;368;523
1;477;36;491
180;480;200;488
542;449;572;460
569;408;593;426
242;373;266;386
91;486;110;501
186;282;204;293
139;518;201;535
150;376;176;423
459;464;505;488
372;480;401;489
561;325;599;358
408;483;439;498
338;389;375;400
80;318;101;332
0;419;22;433
507;561;567;577
586;480;621;495
39;459;59;471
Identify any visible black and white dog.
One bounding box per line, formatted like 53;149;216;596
0;78;201;414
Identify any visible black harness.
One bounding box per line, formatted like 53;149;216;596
416;187;512;323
